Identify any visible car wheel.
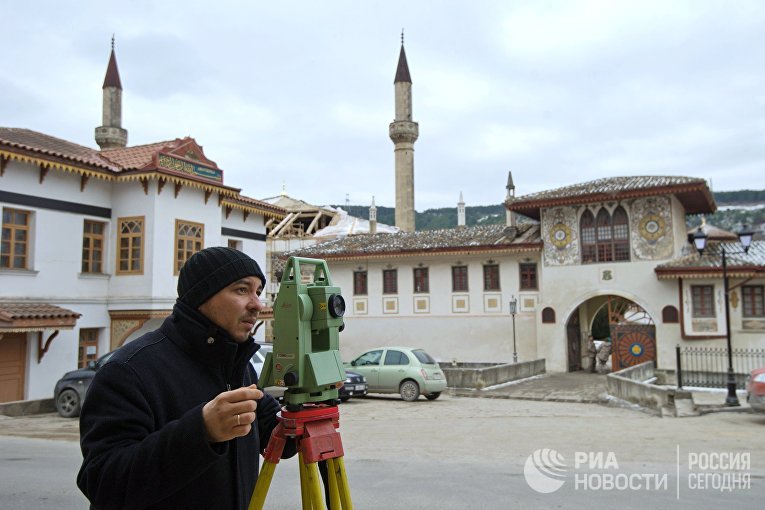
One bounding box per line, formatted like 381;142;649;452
400;380;420;402
56;389;81;418
340;397;350;402
425;392;441;400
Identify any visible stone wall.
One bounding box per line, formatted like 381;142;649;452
441;359;546;389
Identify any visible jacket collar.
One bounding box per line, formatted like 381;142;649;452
162;300;259;374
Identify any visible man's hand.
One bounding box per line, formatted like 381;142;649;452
202;384;263;443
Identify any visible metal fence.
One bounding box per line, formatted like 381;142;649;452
676;346;765;388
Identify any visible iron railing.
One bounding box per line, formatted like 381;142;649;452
676;346;765;389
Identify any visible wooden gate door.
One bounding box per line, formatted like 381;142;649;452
567;310;581;371
612;324;656;369
0;333;27;402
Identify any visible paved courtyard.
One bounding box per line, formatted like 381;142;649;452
1;390;763;509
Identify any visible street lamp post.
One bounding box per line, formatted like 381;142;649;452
509;296;518;363
692;225;754;407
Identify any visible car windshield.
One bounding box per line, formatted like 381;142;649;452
412;349;437;365
95;350;118;369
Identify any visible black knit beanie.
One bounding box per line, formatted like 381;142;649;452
177;247;266;308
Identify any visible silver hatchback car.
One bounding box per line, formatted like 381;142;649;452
345;346;446;401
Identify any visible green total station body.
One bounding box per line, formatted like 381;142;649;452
259;256;346;407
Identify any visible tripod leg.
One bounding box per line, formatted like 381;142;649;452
333;457;353;510
302;457;327;510
298;452;313;510
325;458;341;509
249;460;277;510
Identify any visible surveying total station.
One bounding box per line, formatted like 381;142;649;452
250;256;353;509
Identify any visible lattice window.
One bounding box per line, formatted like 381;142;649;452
519;262;538;290
691;285;715;318
78;328;99;368
612;206;630;261
117;216;144;274
580;210;597;263
383;269;398;294
596;209;613;262
175;220;204;274
1;207;30;269
82;220;105;273
483;264;500;291
743;285;765;318
452;265;468;292
414;267;429;293
353;271;368;295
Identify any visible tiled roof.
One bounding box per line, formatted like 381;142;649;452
285;223;541;260
0;302;81;320
222;195;287;219
1;127;284;218
0;302;81;331
0;127;116;171
99;140;177;170
655;240;765;279
508;175;715;220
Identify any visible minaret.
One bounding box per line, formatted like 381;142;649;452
369;196;378;235
95;37;128;149
505;171;516;227
389;31;419;232
457;192;466;227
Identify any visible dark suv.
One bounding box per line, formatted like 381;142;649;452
53;350;117;418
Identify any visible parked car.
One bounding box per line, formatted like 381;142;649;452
250;341;272;384
54;350;118;418
746;367;765;413
345;346;447;401
339;370;368;402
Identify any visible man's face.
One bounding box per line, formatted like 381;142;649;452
198;276;265;343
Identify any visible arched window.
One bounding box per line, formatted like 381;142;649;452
596;209;613;262
580;210;597;263
612;206;630;261
580;207;631;264
542;307;556;324
662;305;679;323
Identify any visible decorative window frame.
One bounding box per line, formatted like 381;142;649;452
413;296;430;314
452;295;469;313
382;297;399;314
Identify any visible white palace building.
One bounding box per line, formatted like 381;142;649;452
0;47;285;403
2;40;764;405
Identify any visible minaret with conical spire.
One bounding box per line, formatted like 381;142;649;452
505;171;516;227
95;36;128;149
389;30;419;232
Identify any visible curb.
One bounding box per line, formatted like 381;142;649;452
0;398;55;417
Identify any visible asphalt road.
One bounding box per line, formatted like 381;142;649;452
1;394;763;509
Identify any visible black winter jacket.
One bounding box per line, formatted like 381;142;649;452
77;301;290;510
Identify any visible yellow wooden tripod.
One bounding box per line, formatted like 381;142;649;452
249;405;353;510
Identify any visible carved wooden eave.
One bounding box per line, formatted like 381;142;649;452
116;169;240;199
221;197;287;221
655;266;764;280
0;148;115;182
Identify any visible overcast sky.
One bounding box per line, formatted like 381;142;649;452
2;1;764;211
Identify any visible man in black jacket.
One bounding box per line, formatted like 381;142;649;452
78;247;293;509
